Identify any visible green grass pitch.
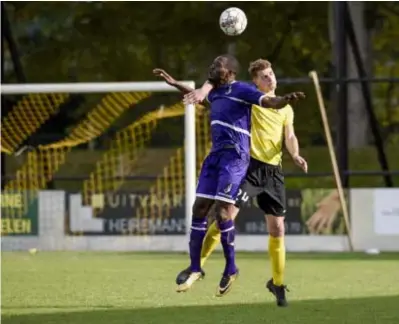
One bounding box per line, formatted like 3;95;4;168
2;252;399;324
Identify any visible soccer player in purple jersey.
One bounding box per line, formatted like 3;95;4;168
156;55;305;296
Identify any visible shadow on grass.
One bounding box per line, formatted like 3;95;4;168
3;295;399;324
284;252;399;261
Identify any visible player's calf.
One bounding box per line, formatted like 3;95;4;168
264;210;288;306
176;197;211;292
214;201;239;296
188;198;212;272
266;215;286;287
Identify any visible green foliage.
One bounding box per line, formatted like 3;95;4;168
371;3;399;145
3;2;398;145
5;2;332;83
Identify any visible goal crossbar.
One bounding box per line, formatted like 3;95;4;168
1;81;196;240
0;81;195;94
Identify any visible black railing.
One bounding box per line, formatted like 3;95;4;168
253;77;399;85
2;170;399;182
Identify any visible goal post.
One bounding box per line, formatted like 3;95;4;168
1;81;196;240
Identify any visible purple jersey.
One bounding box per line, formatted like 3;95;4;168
196;81;266;203
207;81;266;156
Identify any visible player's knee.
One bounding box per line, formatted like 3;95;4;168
214;201;236;222
192;198;213;220
266;215;285;237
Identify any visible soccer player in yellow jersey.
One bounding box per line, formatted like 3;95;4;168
154;60;307;306
236;59;307;306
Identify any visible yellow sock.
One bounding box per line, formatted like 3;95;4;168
200;221;221;267
268;236;286;286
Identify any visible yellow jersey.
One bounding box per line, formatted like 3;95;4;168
250;103;294;166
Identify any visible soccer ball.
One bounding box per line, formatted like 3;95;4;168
219;7;247;36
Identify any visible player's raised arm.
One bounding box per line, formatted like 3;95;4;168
237;83;305;109
234;82;305;109
153;68;194;94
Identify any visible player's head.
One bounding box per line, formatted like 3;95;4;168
248;59;276;93
208;54;240;87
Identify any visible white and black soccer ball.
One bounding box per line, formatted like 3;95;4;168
219;7;247;36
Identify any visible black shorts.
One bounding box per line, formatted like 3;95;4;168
236;157;286;216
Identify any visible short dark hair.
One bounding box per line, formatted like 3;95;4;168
220;54;240;74
248;59;272;77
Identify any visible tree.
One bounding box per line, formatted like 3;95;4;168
3;1;396;147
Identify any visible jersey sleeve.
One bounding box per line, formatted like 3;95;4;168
235;82;266;106
284;105;294;126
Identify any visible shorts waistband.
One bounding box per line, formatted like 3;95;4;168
250;157;280;168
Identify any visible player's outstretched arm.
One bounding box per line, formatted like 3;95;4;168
153;68;194;94
260;92;306;109
183;81;214;104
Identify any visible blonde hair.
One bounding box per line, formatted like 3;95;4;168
248;59;272;77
